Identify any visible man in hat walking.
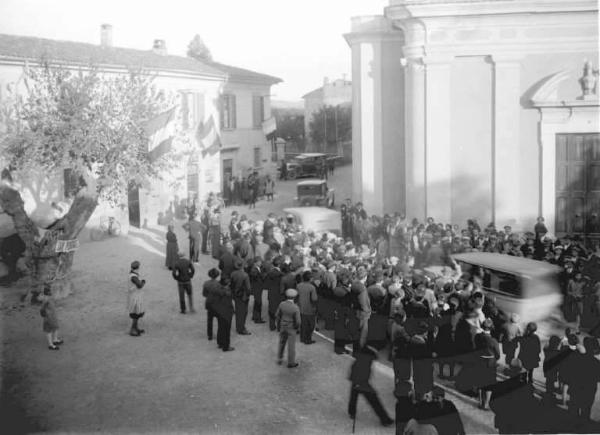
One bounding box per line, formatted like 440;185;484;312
276;288;301;368
172;252;196;314
348;345;394;427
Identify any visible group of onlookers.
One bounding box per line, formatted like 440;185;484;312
222;172;276;208
188;204;600;434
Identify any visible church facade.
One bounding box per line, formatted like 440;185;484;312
345;0;599;242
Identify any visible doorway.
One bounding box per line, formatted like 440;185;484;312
555;133;600;245
222;158;233;192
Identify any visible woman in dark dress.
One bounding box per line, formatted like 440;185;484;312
518;322;541;384
435;296;460;379
165;224;179;270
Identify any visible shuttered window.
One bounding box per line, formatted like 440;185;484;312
252;95;264;128
220;94;236;129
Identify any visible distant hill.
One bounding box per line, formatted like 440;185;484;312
272;99;304;110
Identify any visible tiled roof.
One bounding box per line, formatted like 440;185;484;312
302;87;323;99
208;61;282;85
0;33;281;84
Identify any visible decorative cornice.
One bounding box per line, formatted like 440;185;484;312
386;0;598;20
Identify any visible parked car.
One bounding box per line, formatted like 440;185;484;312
284;153;329;180
295;179;335;208
283;207;341;235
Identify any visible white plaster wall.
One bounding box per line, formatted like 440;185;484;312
450;56;493;227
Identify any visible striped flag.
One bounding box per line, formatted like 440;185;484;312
145;106;177;162
196;115;221;157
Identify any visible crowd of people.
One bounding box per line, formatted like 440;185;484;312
154;193;600;434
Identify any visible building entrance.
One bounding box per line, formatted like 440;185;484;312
555;133;600;246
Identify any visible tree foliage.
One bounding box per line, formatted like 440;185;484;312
187;34;213;62
308;104;351;150
0;62;180;298
1;62;176;205
272;107;304;142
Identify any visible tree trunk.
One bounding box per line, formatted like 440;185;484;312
0;181;98;300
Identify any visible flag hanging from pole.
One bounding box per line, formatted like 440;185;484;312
196;115;221;157
145;106;177;162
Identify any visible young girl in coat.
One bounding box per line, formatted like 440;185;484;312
40;284;63;350
128;260;146;336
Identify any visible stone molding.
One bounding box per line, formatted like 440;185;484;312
386;0;597;20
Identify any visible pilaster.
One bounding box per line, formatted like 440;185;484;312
491;55;522;228
424;55;453;224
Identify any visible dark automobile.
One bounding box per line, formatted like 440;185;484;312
295;179;335;208
284;153;329;180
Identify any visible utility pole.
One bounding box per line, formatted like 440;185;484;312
323;107;327;153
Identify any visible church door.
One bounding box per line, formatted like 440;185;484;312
555;133;600;246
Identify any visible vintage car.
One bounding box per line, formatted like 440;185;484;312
283;207;341;235
295;179;335;208
284;153;329;180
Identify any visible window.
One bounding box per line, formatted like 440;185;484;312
220;94;236;129
485;269;522;297
180;92;205;130
254;147;261;167
252;95;265;128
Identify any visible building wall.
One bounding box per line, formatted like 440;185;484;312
347;1;599;227
518;51;599;230
220;81;275;180
449;56;493;226
303;79;352;151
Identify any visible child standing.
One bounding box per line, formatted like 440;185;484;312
128;260;146;336
40;284;63;350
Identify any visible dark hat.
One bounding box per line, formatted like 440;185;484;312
131;260;140;270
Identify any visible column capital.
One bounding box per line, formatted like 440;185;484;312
344;15;404;46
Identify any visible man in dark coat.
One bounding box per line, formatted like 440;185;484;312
218;242;237;281
248;257;266;323
172;252;196;314
348;345;394;427
202;268;221;341
231;258;252;335
265;257;284;331
213;277;235;352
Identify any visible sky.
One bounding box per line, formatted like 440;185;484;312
0;0;389;101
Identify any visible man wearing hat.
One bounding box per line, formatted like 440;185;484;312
348;345;394;427
231;258;252;335
172;252;196;314
218;242;237;281
416;387;465;435
275;288;301;368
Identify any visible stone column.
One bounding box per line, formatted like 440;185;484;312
345;16;405;216
424;55;453;224
492;56;522;228
404;55;426;222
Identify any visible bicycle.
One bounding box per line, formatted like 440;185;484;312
90;216;122;241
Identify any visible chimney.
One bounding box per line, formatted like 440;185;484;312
100;24;113;48
153;39;167;55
